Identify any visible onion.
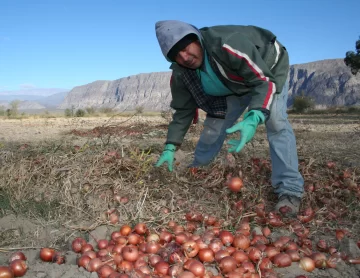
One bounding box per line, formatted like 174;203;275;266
198;248;215;262
77;255;91;268
83;250;97;260
182;240;199;258
232;250;249;263
184;259;205;277
310;252;328;268
108;273;124;278
97;265;115;278
8;252;26;263
149;254;163;266
272;253;292;268
81;243;94;253
117;260;133;272
145;241;161;254
120;224;132;236
127;233;142;245
52;252;66;264
208;239;223;253
264;246;280;259
299;257;315;272
0;266;13;278
134;223;147;235
109;213;119;224
219;256;237;274
233;234;250;250
122;245;139;262
159;230;173;244
97;239;109;250
259;257;273;272
39;248;56;262
215;249;230;263
168;264;184;276
87;258;103;272
248;247;262;263
9;259;27;277
286;250;300;262
71;237;87;253
227;177;243;192
147;233;160;243
174;232;188;245
178;271;195;278
262;226;271;237
154;261;170;275
219;230;234;246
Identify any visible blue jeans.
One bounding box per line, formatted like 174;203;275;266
191;82;304;198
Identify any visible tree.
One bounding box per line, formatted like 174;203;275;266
344;37;360;75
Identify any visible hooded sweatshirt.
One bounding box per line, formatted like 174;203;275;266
155;20;289;146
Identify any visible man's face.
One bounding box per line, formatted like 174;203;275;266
174;41;203;69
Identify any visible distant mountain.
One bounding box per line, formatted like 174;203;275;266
35;91;68;108
0;88;68;101
0;100;46;110
0;90;68;110
59;59;360;111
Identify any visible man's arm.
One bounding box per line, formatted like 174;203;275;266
166;71;197;146
221;33;277;118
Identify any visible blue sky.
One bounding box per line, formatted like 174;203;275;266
0;0;358;93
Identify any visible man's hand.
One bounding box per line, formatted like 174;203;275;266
226;110;265;153
155;144;176;172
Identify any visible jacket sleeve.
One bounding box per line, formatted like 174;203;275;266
166;70;197;146
221;33;277;118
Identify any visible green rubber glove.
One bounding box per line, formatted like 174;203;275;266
155;144;176;172
226;110;265;153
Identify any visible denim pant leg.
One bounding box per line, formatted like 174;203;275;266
266;82;304;198
191;95;251;167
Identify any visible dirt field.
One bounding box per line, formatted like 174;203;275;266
0;114;359;278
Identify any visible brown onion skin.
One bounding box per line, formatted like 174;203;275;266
272;253;292;268
120;225;132;236
178;271;195;278
219;256;237;274
9;259;27;277
0;266;14;278
71;237;86;253
52;252;66;265
77;255;91;268
184;259;205;277
232;250;249;263
299;257;315;272
86;258;103;272
227;177;243;192
233;234;250;250
8;252;26;263
97;265;115;278
134;223;147;235
122;245;139;262
198;248;215;263
39;248;56;262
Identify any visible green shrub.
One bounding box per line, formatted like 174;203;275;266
292;96;314;113
64;108;72;117
75;109;85;117
85;106;97;115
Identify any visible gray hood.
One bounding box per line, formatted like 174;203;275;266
155;20;202;62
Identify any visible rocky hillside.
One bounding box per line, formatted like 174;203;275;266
289;59;360;108
59;59;360;111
